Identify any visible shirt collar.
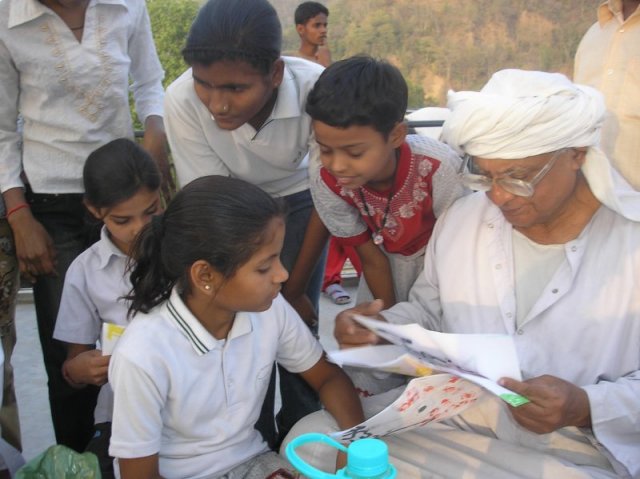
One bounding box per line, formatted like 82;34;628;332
270;62;303;121
96;225;128;269
9;0;128;29
165;287;253;356
599;0;639;24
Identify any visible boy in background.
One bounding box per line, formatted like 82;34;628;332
294;1;331;67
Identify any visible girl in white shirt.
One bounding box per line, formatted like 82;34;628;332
54;138;162;479
108;175;363;479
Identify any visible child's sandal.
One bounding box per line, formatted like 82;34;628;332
324;283;351;305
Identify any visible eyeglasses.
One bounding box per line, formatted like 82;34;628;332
458;149;567;197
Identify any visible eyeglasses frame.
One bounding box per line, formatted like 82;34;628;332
457;148;569;197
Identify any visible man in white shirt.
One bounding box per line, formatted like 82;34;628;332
300;70;640;478
0;0;167;451
574;0;640;189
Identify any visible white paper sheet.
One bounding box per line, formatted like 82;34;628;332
331;374;483;441
331;315;529;407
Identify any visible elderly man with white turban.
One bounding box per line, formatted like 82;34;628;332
283;69;640;478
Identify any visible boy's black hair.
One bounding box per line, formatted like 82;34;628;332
306;56;408;139
83;138;160;209
294;2;329;26
182;0;281;74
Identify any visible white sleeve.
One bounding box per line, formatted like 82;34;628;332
309;163;368;239
109;352;165;459
53;259;102;345
381;209;448;331
406;135;467;218
127;0;165;121
583;373;640;477
431;144;467;218
274;296;323;373
0;38;23;193
164;79;231;187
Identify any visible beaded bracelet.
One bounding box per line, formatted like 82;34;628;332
6;202;29;219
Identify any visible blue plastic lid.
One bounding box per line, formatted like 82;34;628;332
346;438;390;477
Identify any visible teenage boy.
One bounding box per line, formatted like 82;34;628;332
294;1;331;67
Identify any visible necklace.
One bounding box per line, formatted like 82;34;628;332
357;153;399;246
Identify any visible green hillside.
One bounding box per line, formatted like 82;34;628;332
273;0;602;108
143;0;602;110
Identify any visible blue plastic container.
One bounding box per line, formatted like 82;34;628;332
285;433;397;479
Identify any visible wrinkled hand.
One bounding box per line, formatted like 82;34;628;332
9;209;57;281
63;350;110;387
500;374;591;434
334;299;385;349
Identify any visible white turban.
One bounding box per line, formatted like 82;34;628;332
441;69;640;221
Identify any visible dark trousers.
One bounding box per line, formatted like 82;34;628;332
255;189;327;449
26;190;100;452
84;422;115;479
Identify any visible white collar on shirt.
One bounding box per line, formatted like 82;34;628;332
95;225;128;270
9;0;127;29
165;287;254;356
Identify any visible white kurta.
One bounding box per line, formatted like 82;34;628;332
384;192;640;477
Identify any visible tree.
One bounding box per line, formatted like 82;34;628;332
147;0;200;88
131;0;200;128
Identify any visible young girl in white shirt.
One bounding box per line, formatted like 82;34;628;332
54;138;162;479
108;175;364;479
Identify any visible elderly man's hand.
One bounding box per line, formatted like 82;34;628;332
334;299;385;349
500;375;591;434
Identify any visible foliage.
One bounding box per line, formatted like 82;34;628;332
273;0;602;107
131;0;200;128
134;0;602;119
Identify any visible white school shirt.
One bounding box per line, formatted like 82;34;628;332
383;192;640;477
0;0;164;194
164;56;323;196
53;226;131;424
109;288;323;479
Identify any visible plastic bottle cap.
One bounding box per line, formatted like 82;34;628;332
346;438;389;477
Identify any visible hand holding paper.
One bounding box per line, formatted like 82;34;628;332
330;315;529;407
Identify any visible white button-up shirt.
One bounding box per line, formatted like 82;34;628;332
53;226;131;424
0;0;164;194
384;192;640;477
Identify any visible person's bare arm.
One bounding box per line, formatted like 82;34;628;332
119;454;164;479
3;187;56;281
142;115;175;200
300;355;364;431
281;208;329;328
355;240;396;308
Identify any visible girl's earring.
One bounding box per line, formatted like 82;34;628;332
204;284;211;291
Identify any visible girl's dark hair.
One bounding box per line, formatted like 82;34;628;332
182;0;282;74
306;55;408;139
83;138;161;209
127;175;285;316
